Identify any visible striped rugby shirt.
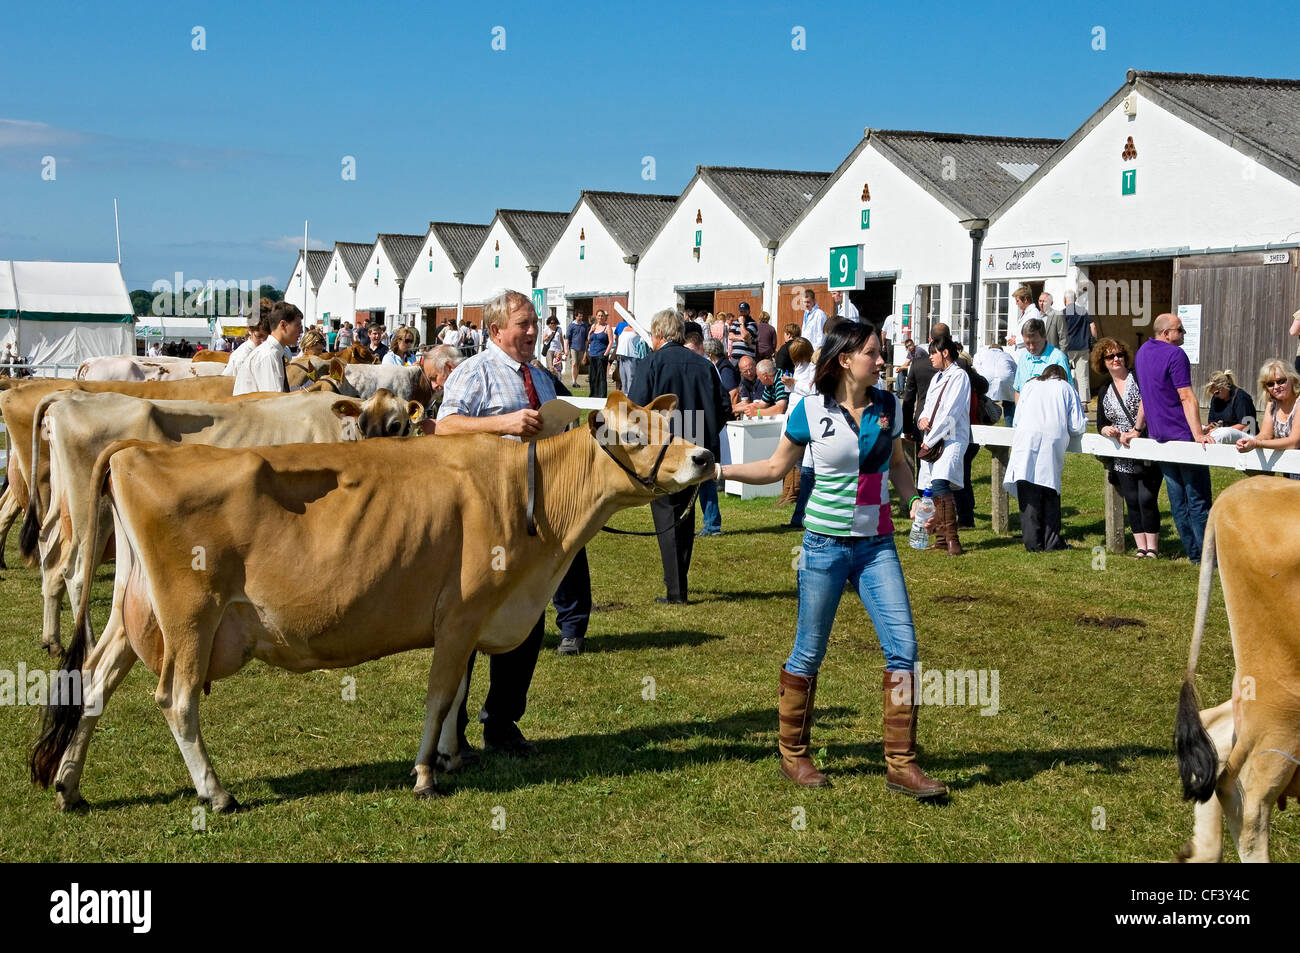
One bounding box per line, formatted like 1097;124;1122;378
783;388;902;537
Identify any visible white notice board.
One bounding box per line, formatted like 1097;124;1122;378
1177;304;1202;364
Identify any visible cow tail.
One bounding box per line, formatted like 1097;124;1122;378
1175;511;1219;803
19;393;56;560
30;439;145;787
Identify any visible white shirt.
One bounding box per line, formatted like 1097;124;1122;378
973;347;1018;402
382;349;415;367
1003;377;1087;495
1010;305;1042;349
233;337;289;395
802;307;828;351
918;364;972;488
223;337;258;377
616;326;641;358
839;297;860;321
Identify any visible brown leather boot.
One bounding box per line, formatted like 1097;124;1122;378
778;667;831;787
775;467;799;506
882;669;948;799
934;494;963;556
927;494;947;551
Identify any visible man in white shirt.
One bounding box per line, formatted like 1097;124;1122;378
800;289;827;353
830;290;859;322
1005;286;1042;351
223;310;270;378
234;302;302;395
972;342;1019;425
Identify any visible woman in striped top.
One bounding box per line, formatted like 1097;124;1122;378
719;322;946;798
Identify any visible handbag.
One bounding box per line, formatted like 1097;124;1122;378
918;376;952;463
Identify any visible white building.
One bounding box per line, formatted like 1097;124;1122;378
402;221;490;342
985;69;1300;390
284;248;332;326
636;166;830;322
536;190;677;325
777;130;1060;348
461;209;569;311
351;233;425;329
316;241;373;330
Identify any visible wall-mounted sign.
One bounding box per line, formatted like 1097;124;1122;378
532;289;545;318
828;245;865;291
694;229;702;247
983;243;1069;280
579;244;585;260
545;287;565;309
494;255;500;268
861;209;870;230
1177;304;1201;365
1122;169;1136;196
1265;252;1289;265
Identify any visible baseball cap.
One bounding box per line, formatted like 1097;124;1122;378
738;301;750;312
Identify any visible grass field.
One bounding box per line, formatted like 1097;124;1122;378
0;439;1294;862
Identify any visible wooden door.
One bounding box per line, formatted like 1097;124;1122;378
713;287;764;318
776;282;829;335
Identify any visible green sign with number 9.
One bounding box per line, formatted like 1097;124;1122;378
828;245;861;291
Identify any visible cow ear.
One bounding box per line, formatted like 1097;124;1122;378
588;410;606;439
331;400;361;419
407;400;426;423
646;393;678;420
328;359;346;380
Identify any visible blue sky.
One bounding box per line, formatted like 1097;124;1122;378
2;0;1295;291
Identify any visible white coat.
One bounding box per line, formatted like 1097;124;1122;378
918;363;971;488
1003;377;1087;496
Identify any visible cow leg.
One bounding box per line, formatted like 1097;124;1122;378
435;670;471;764
0;483;21;569
1227;741;1296;863
1177;701;1232;862
155;614;239;813
37;510;69;655
52;621;137;811
413;642;476;797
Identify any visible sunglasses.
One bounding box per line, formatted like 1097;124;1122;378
1104;352;1125;361
1266;378;1290;389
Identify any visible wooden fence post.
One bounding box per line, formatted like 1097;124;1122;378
989;447;1010;535
1104;470;1125;554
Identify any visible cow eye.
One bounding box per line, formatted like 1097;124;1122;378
388;420;401;436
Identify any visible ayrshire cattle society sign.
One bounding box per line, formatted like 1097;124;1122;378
983;243;1069;281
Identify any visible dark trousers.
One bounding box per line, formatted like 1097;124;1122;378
1111;467;1164;535
954;443;979;526
652;487;696;600
1017;481;1065;552
1158;462;1212;563
588;354;608;397
1001;399;1016;427
457;547;591;736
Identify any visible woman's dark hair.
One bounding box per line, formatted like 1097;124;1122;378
1038;363;1069;382
927;334;960;363
813;320;876;400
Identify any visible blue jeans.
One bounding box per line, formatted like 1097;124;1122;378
1001;399;1016;427
788;532;919;676
929;477;954;498
790;465;815;528
697;479;721;533
1158;461;1212;563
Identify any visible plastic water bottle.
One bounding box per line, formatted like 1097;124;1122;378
908;490;934;550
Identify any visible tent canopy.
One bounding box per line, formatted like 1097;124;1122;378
2;260;135;366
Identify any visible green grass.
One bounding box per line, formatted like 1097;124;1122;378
0;444;1294;862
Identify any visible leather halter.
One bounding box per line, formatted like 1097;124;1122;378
525;433;677;538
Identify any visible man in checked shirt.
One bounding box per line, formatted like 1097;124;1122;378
436;290;593;759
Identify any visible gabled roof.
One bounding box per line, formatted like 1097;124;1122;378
578;190;678;257
990;69;1300;223
867;129;1062;222
495;209;569;268
1134;70;1300;184
428;222;490;274
305;249;332;287
335;241;374;284
376;233;425;283
697;166;831;245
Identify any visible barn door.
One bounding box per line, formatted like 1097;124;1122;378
713;287;764;318
776;281;828;331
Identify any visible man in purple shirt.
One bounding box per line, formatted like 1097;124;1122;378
1130;312;1214;562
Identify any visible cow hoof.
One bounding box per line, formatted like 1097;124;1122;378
42;640;63;659
55;789;88;813
414;784;444;799
434;752;462;774
205;793;242;814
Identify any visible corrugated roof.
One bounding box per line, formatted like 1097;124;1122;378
1133;70;1300;181
581;190;678;256
430;222;490;273
377;233;425;282
698;166;832;244
869;130;1063;220
336;241;374;283
497;210;569;267
305;249;332;287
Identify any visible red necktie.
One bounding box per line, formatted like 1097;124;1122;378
519;364;541;410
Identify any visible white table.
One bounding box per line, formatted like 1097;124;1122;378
724;416;786;498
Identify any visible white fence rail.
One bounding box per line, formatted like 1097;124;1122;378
969;424;1300;552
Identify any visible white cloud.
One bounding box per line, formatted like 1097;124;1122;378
265;235;330;252
0;119;85;149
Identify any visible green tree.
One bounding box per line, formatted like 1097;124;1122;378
258;284;283;303
129;289;155;316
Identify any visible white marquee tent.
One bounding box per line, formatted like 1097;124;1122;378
0;261;134;366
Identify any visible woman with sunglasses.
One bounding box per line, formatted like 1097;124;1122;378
1093;337;1163;556
719;322;946;799
1236;360;1300;475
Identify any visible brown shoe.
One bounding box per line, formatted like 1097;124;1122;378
882;669;948;799
927;495;947;551
931;494;963;556
778;667;831;787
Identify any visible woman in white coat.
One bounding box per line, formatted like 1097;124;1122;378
917;335;971;555
1003;363;1087;551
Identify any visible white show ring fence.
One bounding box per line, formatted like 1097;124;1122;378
971;424;1300;553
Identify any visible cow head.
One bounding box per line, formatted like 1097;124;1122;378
332;388;424;440
588;392;715;495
